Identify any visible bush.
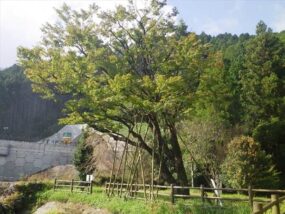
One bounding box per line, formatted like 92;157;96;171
221;136;280;189
0;182;52;214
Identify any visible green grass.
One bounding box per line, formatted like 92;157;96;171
36;189;150;214
2;182;283;214
32;186;255;214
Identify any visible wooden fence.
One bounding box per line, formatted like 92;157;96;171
105;182;285;213
253;195;285;214
53;179;92;194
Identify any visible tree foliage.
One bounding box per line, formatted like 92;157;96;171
18;1;222;187
221;136;279;189
240;21;285;130
15;0;285;189
253;119;285;186
73;131;94;180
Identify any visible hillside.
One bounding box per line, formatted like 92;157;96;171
0;64;62;141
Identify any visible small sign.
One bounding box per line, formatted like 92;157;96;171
62;132;72;144
86;174;94;182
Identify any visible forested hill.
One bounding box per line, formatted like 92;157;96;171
0;64;62;141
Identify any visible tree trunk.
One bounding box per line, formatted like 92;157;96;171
168;123;189;195
150;116;189;195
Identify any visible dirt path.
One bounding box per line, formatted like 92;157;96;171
34;201;109;214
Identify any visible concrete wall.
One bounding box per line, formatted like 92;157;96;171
0;124;86;181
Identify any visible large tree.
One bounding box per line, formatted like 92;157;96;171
18;0;221;188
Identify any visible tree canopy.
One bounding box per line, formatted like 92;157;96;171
18;0;222;187
17;1;285;188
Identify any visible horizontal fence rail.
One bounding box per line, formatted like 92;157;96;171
53;179;92;194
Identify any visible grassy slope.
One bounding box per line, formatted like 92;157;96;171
34;187;252;214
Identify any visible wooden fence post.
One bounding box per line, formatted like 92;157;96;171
53;178;57;191
248;185;253;209
253;202;263;214
271;194;280;214
90;181;93;194
200;184;204;203
170;184;175;204
71;179;74;193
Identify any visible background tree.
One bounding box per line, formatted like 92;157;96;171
74;131;94;180
253;119;285;187
221;136;279;189
179;119;237;188
240;21;285;131
18;1;222;189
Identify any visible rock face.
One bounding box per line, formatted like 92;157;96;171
0;125;86;181
27;165;79;181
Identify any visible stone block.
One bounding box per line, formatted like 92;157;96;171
15;158;25;167
0;157;7;166
16;151;26;158
23;163;35;174
0;146;9;156
25;154;35;162
33;159;43;168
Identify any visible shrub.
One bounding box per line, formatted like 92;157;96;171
221;136;280;189
0;182;52;213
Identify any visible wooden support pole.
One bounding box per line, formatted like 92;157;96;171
253;202;263;214
170;184;175;204
150;138;154;201
108;139;118;196
90;181;93;194
139;150;147;200
271;194;280;214
248;185;253;209
105;182;109;195
200;184;205;203
191;161;194;188
71;179;74;193
53;178;57;191
120;143;128;197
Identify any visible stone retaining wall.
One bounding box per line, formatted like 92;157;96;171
0;140;76;181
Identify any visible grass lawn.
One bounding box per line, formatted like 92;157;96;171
32;186;258;214
2;182;283;214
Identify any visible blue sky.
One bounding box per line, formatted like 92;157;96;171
0;0;285;68
168;0;285;35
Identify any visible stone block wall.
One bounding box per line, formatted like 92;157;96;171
0;140;76;181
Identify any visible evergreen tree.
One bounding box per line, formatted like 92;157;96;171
74;131;94;180
240;21;285;131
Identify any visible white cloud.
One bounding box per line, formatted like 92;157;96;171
228;0;245;15
272;3;285;32
0;0;130;68
0;0;177;68
274;14;285;32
